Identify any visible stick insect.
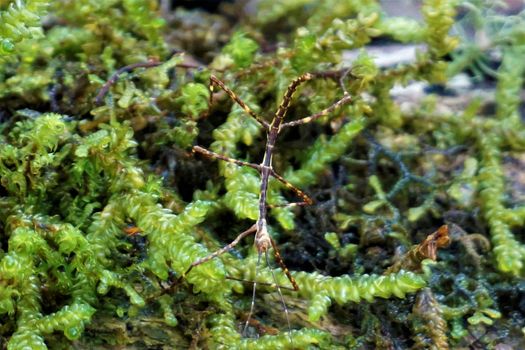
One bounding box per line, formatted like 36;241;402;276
185;72;353;337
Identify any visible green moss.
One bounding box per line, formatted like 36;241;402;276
1;0;524;348
0;0;48;58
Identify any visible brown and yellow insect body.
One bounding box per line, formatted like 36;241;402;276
188;72;354;340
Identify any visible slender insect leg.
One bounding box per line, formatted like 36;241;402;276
267;202;311;209
193;146;261;171
273;73;316;124
282;93;353;128
209;75;270;129
185;224;257;276
269;169;313;207
274;70;353;125
270;239;299;291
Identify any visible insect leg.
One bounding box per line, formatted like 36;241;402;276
282;93;352;128
210;75;270;129
268;170;313;207
185;224;257;276
192;146;261;171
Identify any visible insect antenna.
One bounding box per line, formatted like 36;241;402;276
225;276;295;291
241;250;295;346
242;251;262;336
265;250;294;347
